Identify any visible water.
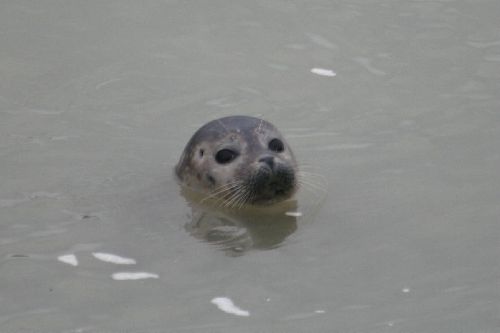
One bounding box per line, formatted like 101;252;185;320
1;1;499;332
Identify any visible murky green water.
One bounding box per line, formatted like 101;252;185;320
1;1;499;332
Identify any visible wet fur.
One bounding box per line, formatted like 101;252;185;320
176;116;298;207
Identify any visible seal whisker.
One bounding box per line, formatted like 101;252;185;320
297;170;326;189
297;170;325;177
211;189;241;208
234;184;252;209
210;182;242;196
297;173;327;193
241;185;254;208
246;187;257;207
224;188;243;209
223;184;248;209
214;182;245;208
297;171;326;182
297;174;326;187
220;189;239;208
297;163;319;169
201;181;244;203
298;179;327;193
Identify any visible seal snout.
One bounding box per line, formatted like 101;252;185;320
251;158;296;204
258;155;275;170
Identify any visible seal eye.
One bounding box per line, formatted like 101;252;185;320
268;138;284;152
215;149;238;164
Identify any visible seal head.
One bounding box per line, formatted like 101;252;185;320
176;116;297;206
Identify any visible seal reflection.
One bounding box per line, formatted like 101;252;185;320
181;188;298;256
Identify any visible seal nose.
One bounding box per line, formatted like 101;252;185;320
258;156;274;169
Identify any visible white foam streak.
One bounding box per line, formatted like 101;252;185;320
285;211;303;217
211;297;250;317
112;272;159;280
92;252;136;265
310;68;337;77
58;254;79;266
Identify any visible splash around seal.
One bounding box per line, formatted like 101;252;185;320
175;116;298;207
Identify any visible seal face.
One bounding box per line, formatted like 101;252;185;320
176;116;297;207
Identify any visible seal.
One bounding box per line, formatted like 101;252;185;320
175;116;298;207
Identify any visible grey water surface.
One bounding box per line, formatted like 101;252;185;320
1;1;499;332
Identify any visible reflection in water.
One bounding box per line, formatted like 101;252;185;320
181;188;298;256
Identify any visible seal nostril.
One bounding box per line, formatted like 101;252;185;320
258;156;274;169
